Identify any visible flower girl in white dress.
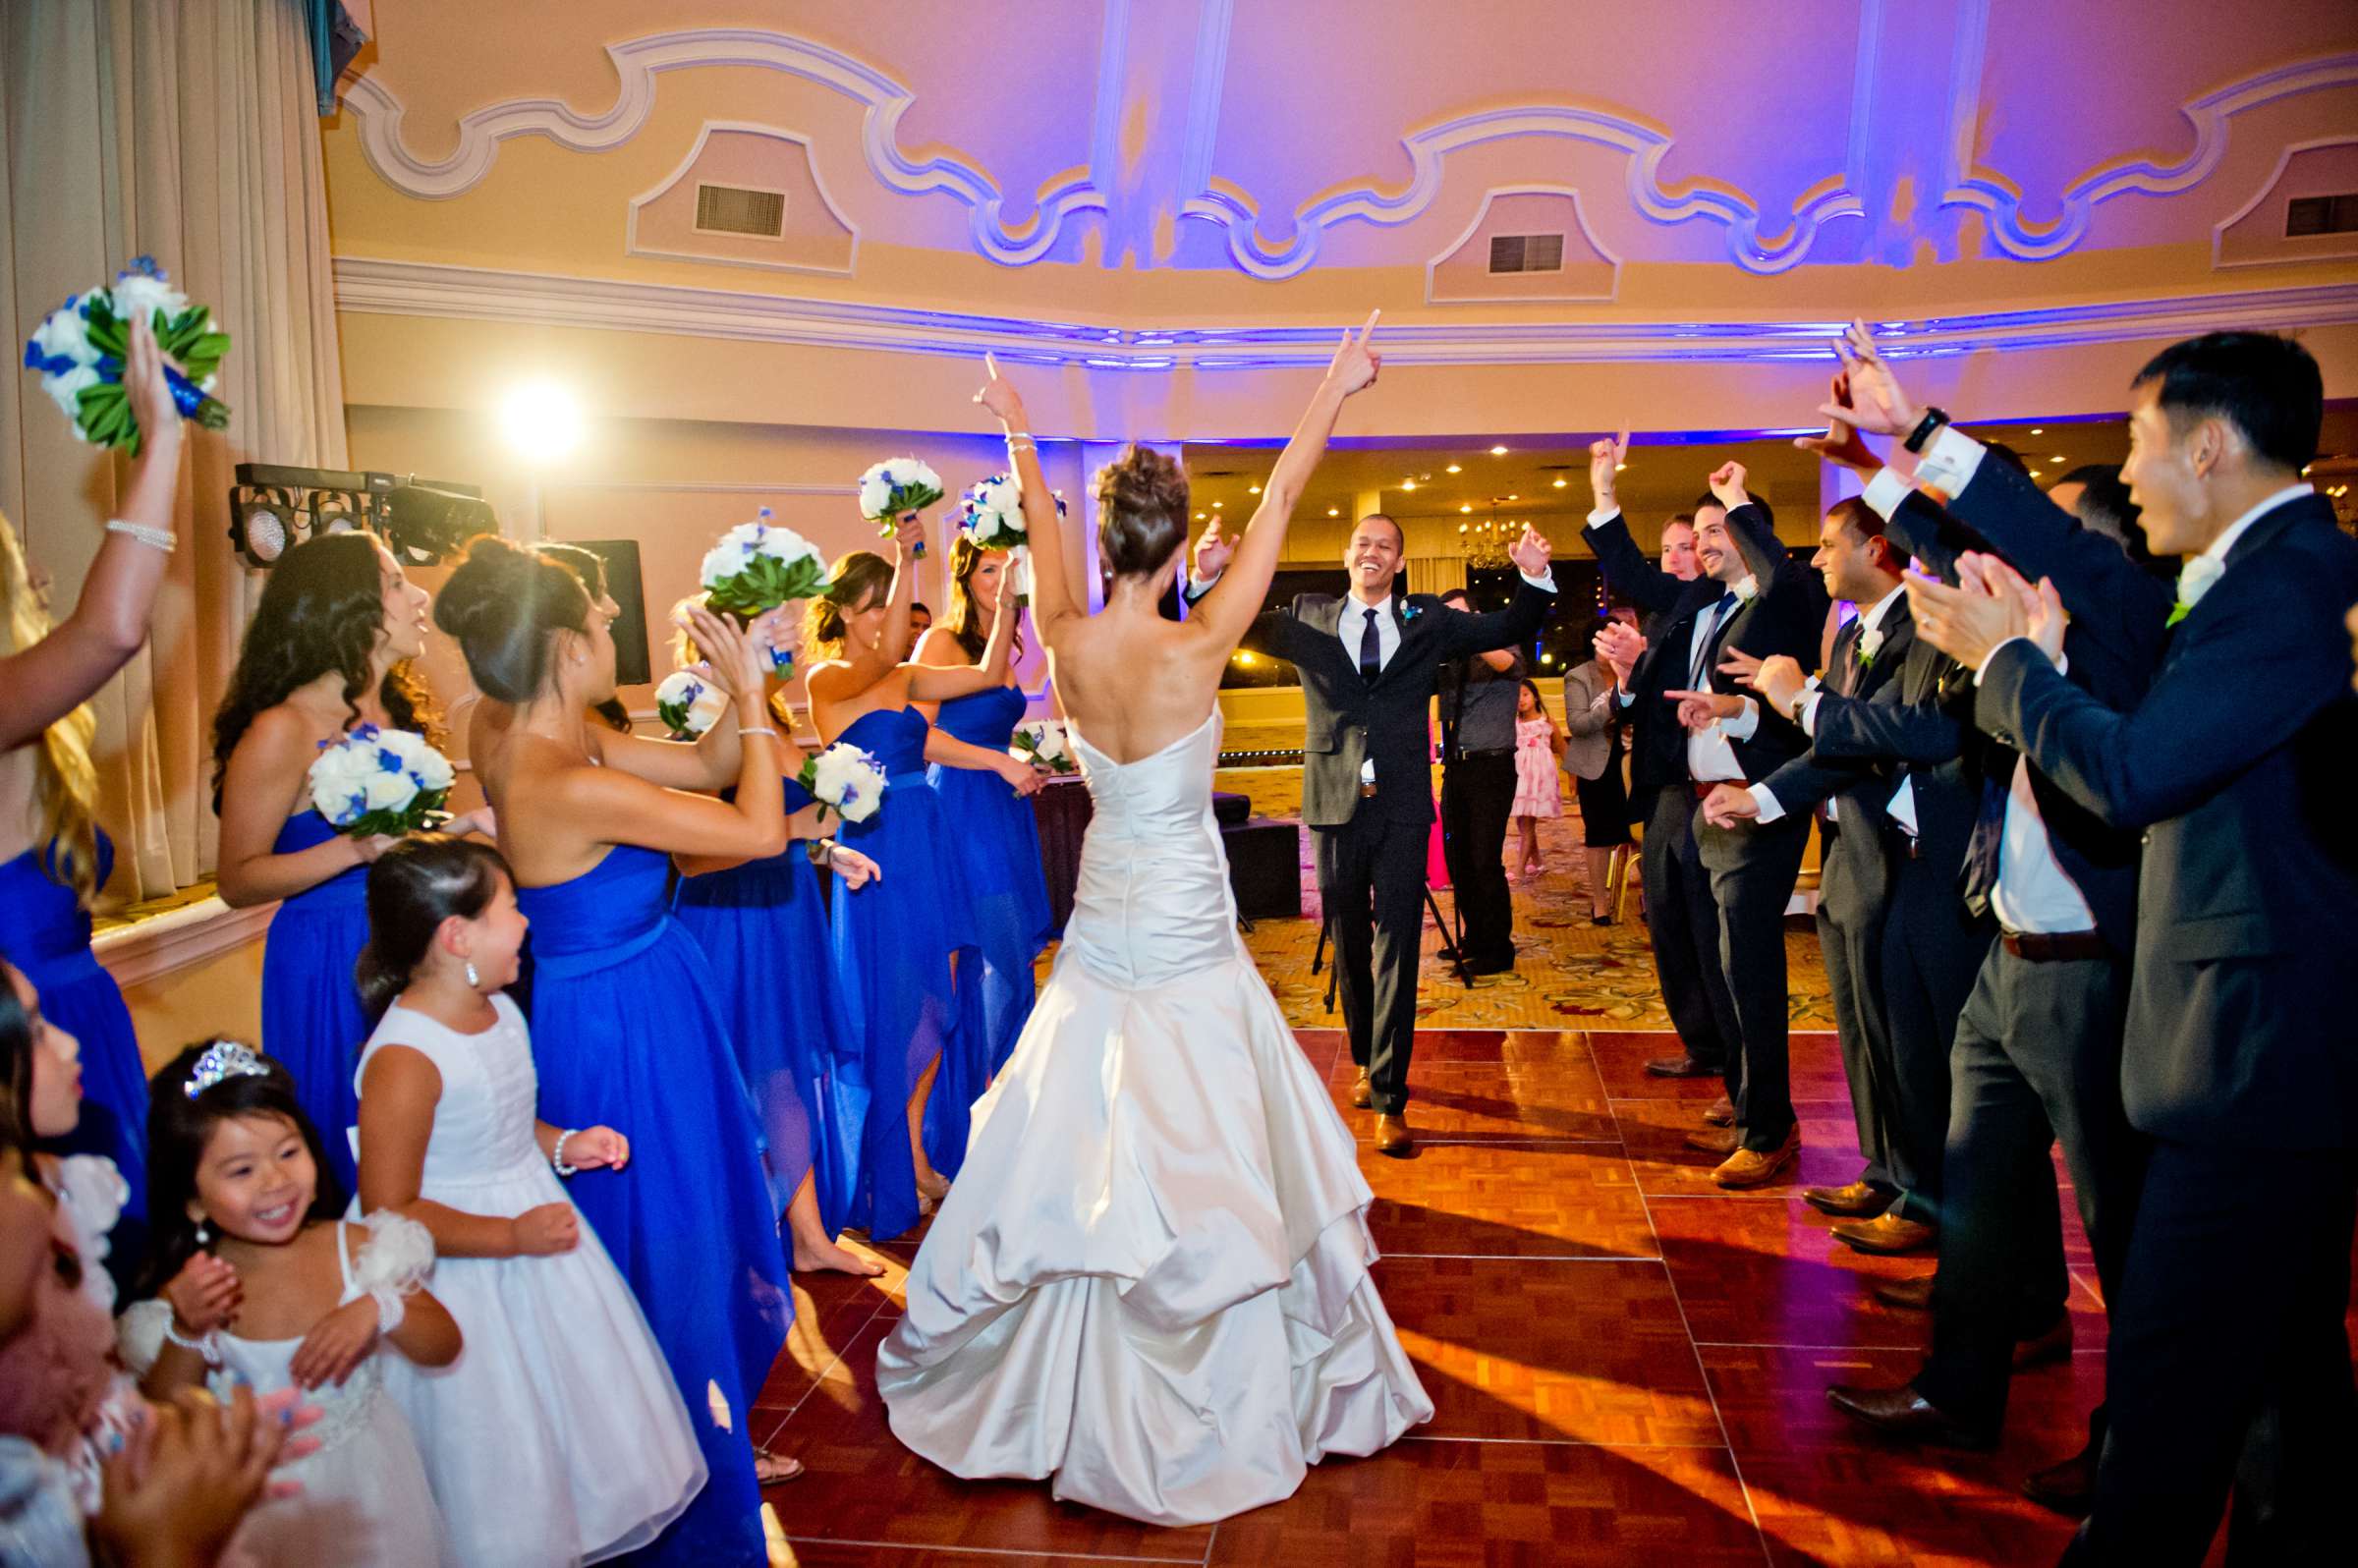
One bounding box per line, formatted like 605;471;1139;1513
352;835;704;1567
122;1040;462;1568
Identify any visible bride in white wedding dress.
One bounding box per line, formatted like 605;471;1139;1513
875;318;1432;1526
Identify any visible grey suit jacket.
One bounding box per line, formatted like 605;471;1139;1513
1558;659;1617;781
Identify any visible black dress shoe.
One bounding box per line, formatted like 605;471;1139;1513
2021;1430;2100;1517
1645;1055;1722;1079
1825;1384;1996;1449
1467;956;1516;977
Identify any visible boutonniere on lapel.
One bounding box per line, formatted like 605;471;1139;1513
2168;554;2223;628
1401;602;1426;626
1857;623;1883;668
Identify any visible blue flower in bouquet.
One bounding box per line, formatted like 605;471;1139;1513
858;457;944;548
306;724;456;838
654;667;728;738
799;742;887;824
22;257;230;453
699;507;828;669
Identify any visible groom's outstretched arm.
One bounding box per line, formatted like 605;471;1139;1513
1436;526;1557;658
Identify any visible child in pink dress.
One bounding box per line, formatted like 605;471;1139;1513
1508;680;1565;879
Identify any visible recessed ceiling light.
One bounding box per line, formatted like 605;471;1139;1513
2050;455;2066;464
1445;464;1462;474
1193;511;1206;520
2030;427;2045;435
1401;479;1418;491
1552;477;1568;488
1458;523;1469;532
1327;507;1340;516
1614;463;1627;472
1489;445;1509;456
1211;500;1223;508
1248;483;1262;493
1459;503;1473;514
1507;493;1519;501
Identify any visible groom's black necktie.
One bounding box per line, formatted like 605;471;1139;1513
1359;606;1382;683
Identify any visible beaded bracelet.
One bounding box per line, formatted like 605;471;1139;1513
551;1129;580;1178
105;519;176;554
162;1317;223;1365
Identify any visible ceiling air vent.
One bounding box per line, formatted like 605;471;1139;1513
694;184;787;238
2285;194;2358;237
1488;233;1566;274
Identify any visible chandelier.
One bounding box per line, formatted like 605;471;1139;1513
1458;501;1515;569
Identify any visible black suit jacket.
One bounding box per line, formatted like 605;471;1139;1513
1584;504;1829;798
1804;616;1982;881
1977;493;2358;1148
1241;579;1554;829
1880;486;2147;952
1757;595;1919;836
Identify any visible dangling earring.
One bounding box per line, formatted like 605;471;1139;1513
195;1219;212;1247
464;958;480;988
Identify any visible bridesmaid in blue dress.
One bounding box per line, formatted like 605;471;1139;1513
913;538;1053;1178
805;534;1012;1242
210;532;477;1195
0;314;188;1224
437;535;808;1557
671;618;885;1277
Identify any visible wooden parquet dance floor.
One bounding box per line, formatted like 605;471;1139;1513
752;1027;2127;1566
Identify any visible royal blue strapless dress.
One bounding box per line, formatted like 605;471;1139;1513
257;812;371;1195
517;843;789;1567
0;831;147;1213
923;686;1052;1178
828;707;970;1243
672;781;867;1236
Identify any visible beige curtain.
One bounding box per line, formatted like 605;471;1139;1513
1;0;346;903
1405;554;1465;598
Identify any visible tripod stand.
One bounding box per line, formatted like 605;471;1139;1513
1310;879;1472;1015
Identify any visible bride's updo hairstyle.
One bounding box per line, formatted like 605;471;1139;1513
1095;445;1189;580
804;550;895;659
433;535;592;702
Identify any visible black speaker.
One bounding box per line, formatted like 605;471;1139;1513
574;539;652;687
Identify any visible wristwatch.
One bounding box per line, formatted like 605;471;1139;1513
1902;407;1950;454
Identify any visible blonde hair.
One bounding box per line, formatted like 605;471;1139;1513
0;516;102;907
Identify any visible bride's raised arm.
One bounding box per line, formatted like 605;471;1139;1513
974;358;1077;640
1187;311;1381;651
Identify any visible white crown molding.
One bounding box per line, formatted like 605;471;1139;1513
332;255;2358;370
624;121;861;278
2211;135;2358;271
1942;51;2358;260
1423;186;1623;306
95;897;275;989
342;28;1106;265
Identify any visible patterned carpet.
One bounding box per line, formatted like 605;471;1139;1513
1208;764;1837;1034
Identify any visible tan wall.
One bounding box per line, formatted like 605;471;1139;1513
116;935;266;1077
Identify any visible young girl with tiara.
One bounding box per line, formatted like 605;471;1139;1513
121;1042;462;1568
353;834;704;1566
1509;677;1565;880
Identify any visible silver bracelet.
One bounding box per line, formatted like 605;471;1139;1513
1005;433;1037;451
551;1129;580;1178
104;519;176;554
162;1317;222;1365
736;725;779;740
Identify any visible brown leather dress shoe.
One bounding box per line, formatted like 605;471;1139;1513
1646;1054;1722;1079
1872;1273;1937;1311
1831;1212;1938;1256
1703;1094;1736;1128
1684;1124;1740;1154
1349;1070;1373;1110
1374;1114;1415;1157
2021;1435;2099;1516
1804;1179;1894;1218
1825;1384;1996;1450
1712;1127;1801;1189
2011;1314;2073;1371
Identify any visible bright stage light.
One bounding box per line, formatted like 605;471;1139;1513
500;381;585;461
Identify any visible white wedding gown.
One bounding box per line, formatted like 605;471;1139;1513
875;710;1432;1526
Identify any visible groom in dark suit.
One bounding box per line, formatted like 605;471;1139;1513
1190;513;1557;1155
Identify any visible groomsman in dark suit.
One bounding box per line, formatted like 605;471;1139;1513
1702;497;1953;1252
1860;327;2358;1564
1586;447;1829;1185
1810;408;2162;1511
1191;513;1557;1156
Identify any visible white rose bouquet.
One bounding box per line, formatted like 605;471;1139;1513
21;257;230;453
699;508;829;671
653;667;729;739
954;475;1065;607
857;457;944;549
1010;718;1077;775
798;742;887;824
306;725;456;837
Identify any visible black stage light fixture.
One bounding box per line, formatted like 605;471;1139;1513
227;465;492;569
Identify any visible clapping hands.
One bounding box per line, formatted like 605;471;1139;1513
1595;620;1647;687
1906;551;2064;669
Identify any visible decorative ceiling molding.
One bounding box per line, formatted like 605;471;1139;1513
333;255;2358;370
342;28;1105;264
2212;135;2358;271
1423;186;1622;305
1942;51;2358;260
623;121;861;277
1179;101;1866;280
